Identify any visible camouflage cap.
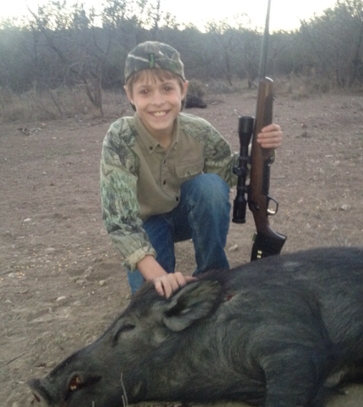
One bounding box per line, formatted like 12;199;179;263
124;41;185;82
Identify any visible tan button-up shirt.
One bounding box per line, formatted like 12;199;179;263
100;112;237;271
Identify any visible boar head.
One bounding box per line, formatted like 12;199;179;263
28;279;223;407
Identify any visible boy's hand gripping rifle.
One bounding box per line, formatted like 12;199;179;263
232;0;286;261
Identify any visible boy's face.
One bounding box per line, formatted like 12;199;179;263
125;70;188;140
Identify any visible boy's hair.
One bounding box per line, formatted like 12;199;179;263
125;69;185;96
124;41;185;83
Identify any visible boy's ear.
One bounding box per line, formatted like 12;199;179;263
124;85;136;111
182;80;189;99
180;80;189;111
124;85;134;105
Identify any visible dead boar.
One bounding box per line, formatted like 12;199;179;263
29;246;363;407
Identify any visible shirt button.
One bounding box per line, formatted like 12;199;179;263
163;180;166;185
176;196;179;202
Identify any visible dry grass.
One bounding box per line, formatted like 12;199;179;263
0;76;342;124
0;86;130;124
274;74;335;99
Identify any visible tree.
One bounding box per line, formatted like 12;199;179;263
26;1;113;115
300;0;363;87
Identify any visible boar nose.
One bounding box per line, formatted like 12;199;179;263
28;378;53;407
31;391;42;404
30;390;48;406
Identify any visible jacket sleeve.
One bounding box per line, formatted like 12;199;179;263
100;120;156;272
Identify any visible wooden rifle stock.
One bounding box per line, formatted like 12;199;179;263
233;0;286;260
248;77;286;260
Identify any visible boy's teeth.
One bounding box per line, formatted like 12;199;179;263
154;111;165;116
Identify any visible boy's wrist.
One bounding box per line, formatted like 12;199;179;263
137;255;167;281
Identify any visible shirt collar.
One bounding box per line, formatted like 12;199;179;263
134;113;179;154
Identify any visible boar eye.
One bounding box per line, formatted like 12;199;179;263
113;323;135;343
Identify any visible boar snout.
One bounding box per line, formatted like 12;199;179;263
28;378;52;406
28;372;102;407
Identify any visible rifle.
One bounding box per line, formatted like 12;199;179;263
232;0;286;261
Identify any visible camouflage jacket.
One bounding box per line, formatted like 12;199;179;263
100;112;238;272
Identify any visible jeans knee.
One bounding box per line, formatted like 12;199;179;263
184;174;229;201
201;175;230;212
181;174;230;221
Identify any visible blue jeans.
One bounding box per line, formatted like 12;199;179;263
127;173;231;294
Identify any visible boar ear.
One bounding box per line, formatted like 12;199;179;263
162;280;221;332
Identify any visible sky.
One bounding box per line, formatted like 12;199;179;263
1;0;338;31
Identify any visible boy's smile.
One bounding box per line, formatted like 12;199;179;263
152;111;167;117
125;71;188;145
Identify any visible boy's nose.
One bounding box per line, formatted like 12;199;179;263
151;91;164;105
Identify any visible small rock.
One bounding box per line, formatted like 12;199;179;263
99;280;106;286
99;228;107;236
228;244;238;252
56;296;67;302
76;279;85;286
339;204;351;211
83;266;93;278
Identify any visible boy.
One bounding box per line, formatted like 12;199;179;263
100;41;282;298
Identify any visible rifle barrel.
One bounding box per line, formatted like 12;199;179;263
259;0;272;79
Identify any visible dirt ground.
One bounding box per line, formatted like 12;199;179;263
1;90;363;407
